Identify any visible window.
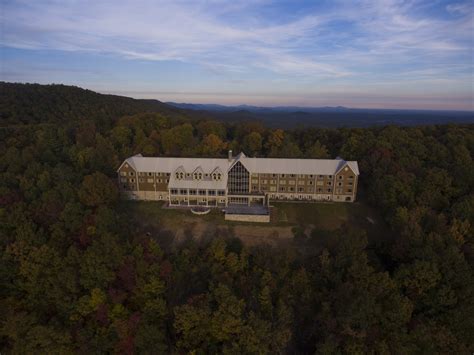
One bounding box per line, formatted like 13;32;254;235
299;174;305;178
272;174;277;178
280;174;285;178
348;175;354;180
270;180;276;184
208;190;216;196
189;189;197;195
298;187;304;192
327;181;332;186
218;190;225;196
348;189;353;193
279;186;286;192
129;172;135;176
308;187;313;192
318;188;323;192
338;176;343;180
289;187;294;192
120;178;127;183
148;172;153;176
198;190;206;196
348;182;353;186
308;181;313;185
309;174;314;178
120;171;127;176
328;175;333;179
270;186;276;192
280;180;286;185
318;175;324;179
194;172;203;180
252;185;258;190
171;189;178;194
289;180;295;185
139;178;144;183
327;188;332;193
147;178;153;183
228;161;249;195
290;174;296;178
252;179;258;184
179;189;187;195
338;182;343;187
130;178;135;182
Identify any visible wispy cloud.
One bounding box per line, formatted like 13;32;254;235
1;0;472;109
2;0;471;77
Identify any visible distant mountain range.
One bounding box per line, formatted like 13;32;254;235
166;102;473;116
1;82;472;129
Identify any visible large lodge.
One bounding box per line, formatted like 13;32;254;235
117;151;359;208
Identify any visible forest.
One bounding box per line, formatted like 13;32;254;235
0;83;473;353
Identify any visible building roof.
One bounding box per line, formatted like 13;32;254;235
238;156;359;175
119;153;359;177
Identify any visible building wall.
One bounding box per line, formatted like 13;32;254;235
118;159;358;204
334;164;358;202
118;162;138;191
251;173;335;196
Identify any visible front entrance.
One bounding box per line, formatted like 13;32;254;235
228;197;248;205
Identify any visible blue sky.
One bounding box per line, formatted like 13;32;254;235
1;0;473;110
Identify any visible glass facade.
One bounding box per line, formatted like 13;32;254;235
228;161;249;195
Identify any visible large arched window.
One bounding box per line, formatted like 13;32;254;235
227;161;249;194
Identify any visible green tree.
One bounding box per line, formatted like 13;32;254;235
78;172;118;207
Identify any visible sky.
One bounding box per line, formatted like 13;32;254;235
1;0;473;110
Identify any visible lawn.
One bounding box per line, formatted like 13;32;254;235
271;200;389;242
118;199;389;246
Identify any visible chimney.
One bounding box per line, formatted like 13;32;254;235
228;150;233;162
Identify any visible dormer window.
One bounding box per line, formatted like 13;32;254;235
194;172;203;180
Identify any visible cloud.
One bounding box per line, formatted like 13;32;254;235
1;0;472;89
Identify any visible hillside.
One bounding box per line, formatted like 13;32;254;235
2;82;472;130
0;82;183;128
0;82;473;353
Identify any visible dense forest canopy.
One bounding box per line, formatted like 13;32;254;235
0;83;473;353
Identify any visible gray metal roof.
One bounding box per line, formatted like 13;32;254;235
121;153;359;176
239;156;359;175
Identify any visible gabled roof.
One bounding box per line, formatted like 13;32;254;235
237;156;359;175
118;153;359;176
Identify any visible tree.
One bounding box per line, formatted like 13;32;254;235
243;132;263;156
199;134;227;156
306;140;330;158
78;172;118;207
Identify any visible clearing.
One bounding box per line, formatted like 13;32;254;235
119;199;387;247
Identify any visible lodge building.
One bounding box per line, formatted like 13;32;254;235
117;151;359;207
